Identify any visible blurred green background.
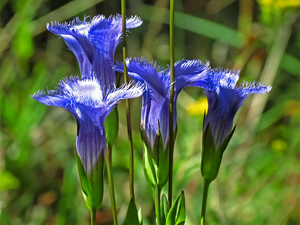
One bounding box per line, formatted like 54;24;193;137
1;0;299;224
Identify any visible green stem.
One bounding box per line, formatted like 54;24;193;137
106;144;118;225
154;186;162;225
200;179;211;225
121;0;135;200
168;0;175;209
90;208;96;225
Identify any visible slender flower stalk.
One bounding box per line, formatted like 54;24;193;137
106;144;118;225
91;208;97;225
154;187;162;225
191;68;271;224
168;0;175;209
121;0;135;200
200;179;210;225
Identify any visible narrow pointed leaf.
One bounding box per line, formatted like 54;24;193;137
143;145;157;187
161;194;169;225
166;191;186;225
125;198;140;225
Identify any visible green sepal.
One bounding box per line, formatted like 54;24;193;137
138;207;143;225
76;151;105;211
105;107;119;146
125;198;142;225
161;194;169;225
219;125;236;153
157;145;169;189
201;124;236;183
141;126;169;189
166;191;186;225
143;144;157;188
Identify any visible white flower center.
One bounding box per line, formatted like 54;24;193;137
65;78;103;106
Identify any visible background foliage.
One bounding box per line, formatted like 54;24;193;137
0;0;299;224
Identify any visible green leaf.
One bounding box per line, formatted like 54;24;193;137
12;22;35;59
166;191;186;225
76;151;105;211
104;107;119;146
125;198;141;225
143;145;158;187
0;171;20;192
161;194;169;225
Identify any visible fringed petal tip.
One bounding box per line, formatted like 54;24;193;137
31;89;46;98
47;14;142;34
125;56;165;71
92;14;142;27
31;87;60;99
125;15;143;29
207;67;240;90
114;60;124;73
46;17;88;34
174;59;209;69
30;88;70;108
105;81;145;103
239;81;272;96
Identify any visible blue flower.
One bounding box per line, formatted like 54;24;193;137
31;76;144;173
47;15;142;92
116;57;209;149
192;68;272;147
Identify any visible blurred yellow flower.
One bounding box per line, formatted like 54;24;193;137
258;0;300;8
272;139;287;153
186;97;208;116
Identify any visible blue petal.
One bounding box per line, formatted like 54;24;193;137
47;19;95;63
31;89;75;112
60;34;92;77
173;60;209;96
92;50;116;92
116;57;168;97
89;15;142;52
76;112;106;174
48;15;142;92
158;99;170;148
141;88;166;148
204;89;239;146
88;15;142;90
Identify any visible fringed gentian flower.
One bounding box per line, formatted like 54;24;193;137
194;68;272;148
116;57;209;150
31;76;144;174
47;15;142;92
116;57;208;189
192;68;271;184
